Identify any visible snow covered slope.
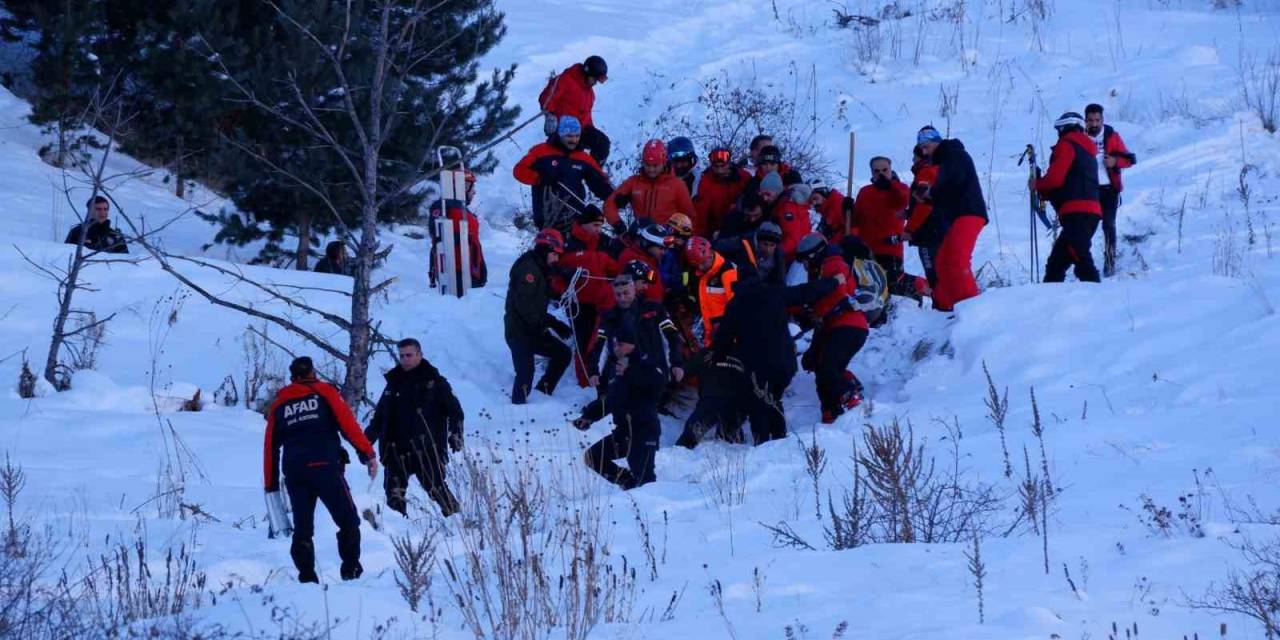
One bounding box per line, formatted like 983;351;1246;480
2;0;1280;638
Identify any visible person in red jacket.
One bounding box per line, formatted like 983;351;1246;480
792;244;866;424
603;140;696;229
1085;103;1137;277
560;205;623;386
915;126;987;312
513;116;613;233
811;183;852;244
539;55;611;163
744;144;804;199
264;357;378;583
768;174;814;265
618;223;672;304
1035;112;1102;283
694;147;752;238
428;170;487;288
852;157;927;301
904;144;940;290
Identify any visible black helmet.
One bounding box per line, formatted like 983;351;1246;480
583;55;608;80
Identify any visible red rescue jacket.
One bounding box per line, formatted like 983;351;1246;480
560;223;620;308
817;189;851;243
905;164;937;235
693;167;751;238
1035;131;1102;217
618;245;665;304
1097;125;1135;192
772;193;813;264
853;179;911;258
539;63;596;129
811;255;868;332
263;380;374;491
603;172;695;227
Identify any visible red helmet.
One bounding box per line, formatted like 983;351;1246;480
534;228;565;254
686;236;713;267
641;139;667;166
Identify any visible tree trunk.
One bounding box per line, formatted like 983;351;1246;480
174;135;186;199
296;209;311;270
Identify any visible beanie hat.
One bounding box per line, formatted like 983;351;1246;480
916;126;942;144
558;115;582;137
760;171;784;196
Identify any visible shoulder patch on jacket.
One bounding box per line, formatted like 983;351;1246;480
524;273;536;283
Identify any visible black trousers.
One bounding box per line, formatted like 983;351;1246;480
507;328;571;404
1044;213;1101;283
383;439;459;517
744;370;793;446
284;464;360;577
584;375;660;488
581;126;611;165
676;388;746;448
810;326;868;415
1100;186;1121;276
875;254;925;301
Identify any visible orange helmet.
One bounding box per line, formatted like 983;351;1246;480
667;213;694;237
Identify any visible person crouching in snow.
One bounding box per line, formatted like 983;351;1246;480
505;229;573;404
263;356;378;583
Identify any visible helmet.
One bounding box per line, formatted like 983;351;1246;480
624;260;656;283
667;213;694;237
1053;111;1085;132
708;146;733;165
639;223;673;248
755;221;782;244
534;228;565;254
795;233;829;263
464;170;477;184
642;139;667;166
667;136;696;161
686;236;714;266
583;55;608;80
807;178;830;197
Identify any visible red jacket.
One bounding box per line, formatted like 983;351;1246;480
1035;131;1102;217
1098;125;1135;192
772;193;813;264
512;141;604;186
817;189;850;243
619;245;665;304
905;164;937;235
811;255;867;332
694;167;751;238
853;179;911;258
603;172;695;227
263;380;374;491
539;63;596;129
560;223;620;308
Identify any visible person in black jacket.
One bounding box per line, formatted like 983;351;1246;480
505;229;573;404
915;126;987;312
64;195;127;254
674;349;747;447
709;272;839;444
313;241;350;275
574;274;683;489
365;338;464;517
1035;112;1103;283
263;357;378;583
715;221;784;284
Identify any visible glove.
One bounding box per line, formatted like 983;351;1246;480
448;430;464;453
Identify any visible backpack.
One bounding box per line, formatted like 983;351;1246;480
849;257;889;323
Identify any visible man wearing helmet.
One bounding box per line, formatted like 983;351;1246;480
603;139;696;231
505;229;574;405
694;146;752;238
1034;112;1103;283
539;55;612;164
619;223;673;304
667;136;700;196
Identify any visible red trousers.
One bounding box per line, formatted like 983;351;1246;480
933;215;984;311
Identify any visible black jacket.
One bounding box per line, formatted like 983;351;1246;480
927;139;988;234
716;236;784;285
263;381;374;491
64;220;127;254
505;249;557;340
717;205;767;242
710;276;836;380
529;139;613;229
365;361;463;462
588;301;684;380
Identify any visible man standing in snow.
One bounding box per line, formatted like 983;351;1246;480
1035;112;1103;283
694;146;752;238
852;156;927;302
914;125;987;312
64;195;127;254
513;116;614;233
1084;103;1137;277
505;229;573;404
539;55;611;164
365;339;464;517
263;357;378;583
602;139;695;230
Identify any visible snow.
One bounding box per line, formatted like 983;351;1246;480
2;0;1280;638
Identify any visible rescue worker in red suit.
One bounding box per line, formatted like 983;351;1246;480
539;55;611;164
811;183;853;244
559;205;623;387
852;157;927;301
513;116;613;233
1035;112;1103;283
904;144;941;290
914;126;987;312
603;140;695;229
618;223;673;305
792;235;868;424
1084;103;1137;277
264;356;378;583
429;170;487;288
694;147;752;238
771;176;814;265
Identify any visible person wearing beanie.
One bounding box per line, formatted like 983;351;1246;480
365;338;465;518
743;142;804;198
914;125;987;312
602;139;695;232
505;229;573;404
263;356;378;583
904;143;942;291
851;156;928;303
1035;111;1103;283
539;56;612;163
559;205;624;387
513;115;614;233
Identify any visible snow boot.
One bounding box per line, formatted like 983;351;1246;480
340;561;363;581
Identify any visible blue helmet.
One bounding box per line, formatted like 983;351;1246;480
667;136;696;162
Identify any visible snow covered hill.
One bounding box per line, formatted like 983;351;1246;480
2;1;1280;638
